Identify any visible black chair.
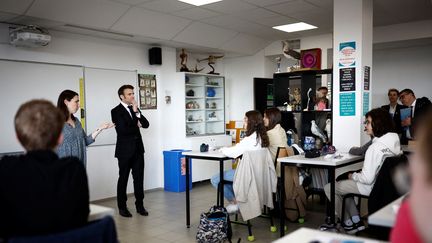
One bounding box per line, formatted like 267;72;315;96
9;216;118;243
340;155;408;235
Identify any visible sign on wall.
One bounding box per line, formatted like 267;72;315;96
338;41;356;67
363;92;370;116
363;66;370;90
340;92;356;116
340;67;356;92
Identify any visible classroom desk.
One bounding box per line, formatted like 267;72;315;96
272;227;384;243
182;151;232;228
88;204;115;222
368;195;404;228
277;153;363;237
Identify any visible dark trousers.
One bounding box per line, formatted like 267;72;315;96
116;152;144;210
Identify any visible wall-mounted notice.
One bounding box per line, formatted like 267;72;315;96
138;74;157;109
364;66;370;90
340;92;355;116
340;68;355;92
339;41;356;67
363;92;370;116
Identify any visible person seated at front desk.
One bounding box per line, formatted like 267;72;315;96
391;108;432;243
210;110;269;214
0;100;89;240
323;108;402;234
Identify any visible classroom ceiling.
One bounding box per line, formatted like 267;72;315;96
1;0;432;56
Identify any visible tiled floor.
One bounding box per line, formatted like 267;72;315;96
95;182;328;243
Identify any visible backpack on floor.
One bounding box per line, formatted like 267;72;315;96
196;205;232;243
284;166;307;222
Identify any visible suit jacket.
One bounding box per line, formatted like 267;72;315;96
111;104;149;158
381;103;406;135
0;150;89;238
401;97;431;144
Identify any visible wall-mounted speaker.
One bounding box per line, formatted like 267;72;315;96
149;47;162;65
301;48;321;70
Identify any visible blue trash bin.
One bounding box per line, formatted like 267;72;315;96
163;149;192;192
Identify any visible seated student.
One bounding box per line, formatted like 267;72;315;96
323;108;402;234
391;108;432;243
210;110;269;213
0;100;90;239
264;108;288;175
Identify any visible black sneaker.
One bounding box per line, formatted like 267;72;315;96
342;223;357;234
354;221;366;232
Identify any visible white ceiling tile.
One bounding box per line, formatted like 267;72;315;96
27;0;130;29
111;7;191;39
265;0;321;15
289;10;333;28
304;0;333;9
220;33;269;55
0;11;19;22
11;15;66;28
252;15;296;27
241;0;295;7
109;0;153;6
199;15;241;27
138;0;192;13
235;8;278;21
0;0;33;15
201;0;257;14
172;7;222;20
172;22;238;48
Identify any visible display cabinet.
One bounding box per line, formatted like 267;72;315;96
184;73;225;137
273;69;333;146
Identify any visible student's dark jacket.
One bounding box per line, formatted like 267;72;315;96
381;103;406;135
0;150;89;239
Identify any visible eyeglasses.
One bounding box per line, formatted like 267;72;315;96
363;120;371;125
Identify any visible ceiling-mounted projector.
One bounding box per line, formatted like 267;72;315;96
9;25;51;48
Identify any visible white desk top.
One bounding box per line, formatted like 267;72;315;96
273;227;384;243
277;153;363;167
182;150;232;159
401;144;415;153
88;204;115;222
368;195;404;227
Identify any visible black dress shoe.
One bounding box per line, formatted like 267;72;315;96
119;208;132;217
137;207;149;216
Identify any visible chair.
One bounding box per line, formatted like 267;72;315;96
9;216;118;243
340;155;408;228
274;146;306;225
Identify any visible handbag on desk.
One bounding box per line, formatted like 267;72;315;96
304;149;320;158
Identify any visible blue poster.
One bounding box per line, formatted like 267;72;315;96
363;92;370;116
340;92;355;116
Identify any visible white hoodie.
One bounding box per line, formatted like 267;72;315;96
220;132;262;158
352;132;402;195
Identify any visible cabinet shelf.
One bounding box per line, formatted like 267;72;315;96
184;73;225;137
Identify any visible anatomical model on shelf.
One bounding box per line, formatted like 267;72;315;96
282;40;301;72
179;49;190;72
198;55;224;75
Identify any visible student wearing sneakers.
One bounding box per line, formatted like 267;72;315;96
210;110;269;214
324;108;402;234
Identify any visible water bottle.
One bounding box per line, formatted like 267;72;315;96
287;130;293;146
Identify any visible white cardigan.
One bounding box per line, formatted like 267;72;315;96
233;149;277;221
220;132;262;158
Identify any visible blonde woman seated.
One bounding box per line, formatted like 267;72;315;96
263;108;288;176
210;110;269;213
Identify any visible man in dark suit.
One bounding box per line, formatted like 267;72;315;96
111;84;149;217
399;88;431;144
0;100;89;239
381;88;406;136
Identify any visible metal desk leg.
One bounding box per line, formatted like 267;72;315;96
186;156;191;228
220;159;224;207
280;163;285;237
329;168;336;225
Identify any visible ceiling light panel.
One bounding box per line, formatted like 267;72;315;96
178;0;223;6
273;22;317;32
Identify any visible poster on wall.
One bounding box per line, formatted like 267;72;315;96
138;74;157;109
340;68;355;91
339;41;356;67
340;92;355;116
363;92;370;116
364;66;370;90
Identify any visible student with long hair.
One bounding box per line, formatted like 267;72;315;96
57;90;114;167
264;108;288;176
210;110;269;213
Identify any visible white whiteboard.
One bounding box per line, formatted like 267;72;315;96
0;60;82;153
84;67;137;146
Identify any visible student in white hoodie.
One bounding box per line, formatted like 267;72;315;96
324;108;402;234
264;108;288;176
210;110;269;213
